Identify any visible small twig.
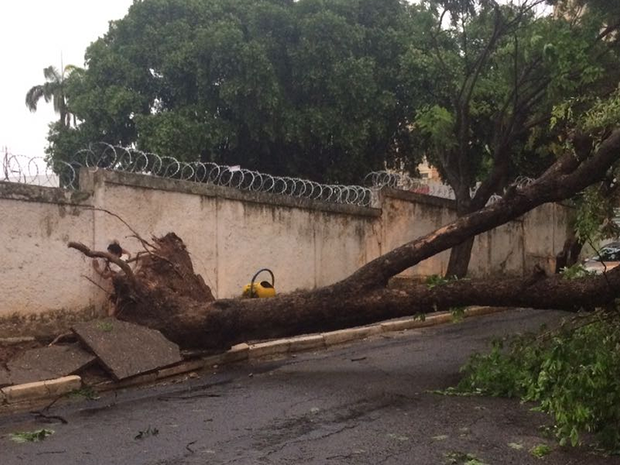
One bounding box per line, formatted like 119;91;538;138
536;309;611;342
84;206;154;252
48;332;73;347
126;234;156;255
585;234;613;292
115;301;131;317
126;249;186;281
80;275;112;295
150;253;190;280
30;411;68;425
186;441;197;454
126;251;150;264
40;395;64;413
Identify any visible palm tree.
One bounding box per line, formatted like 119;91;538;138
25;65;80;127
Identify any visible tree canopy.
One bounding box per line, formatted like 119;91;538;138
48;0;425;183
403;0;620;276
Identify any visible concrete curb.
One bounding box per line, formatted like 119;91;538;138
0;337;36;346
1;375;81;403
1;307;504;404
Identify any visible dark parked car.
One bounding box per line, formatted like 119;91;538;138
583;242;620;274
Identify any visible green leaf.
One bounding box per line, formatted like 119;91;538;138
529;444;551;459
10;429;55;443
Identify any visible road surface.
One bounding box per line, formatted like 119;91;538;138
1;309;619;464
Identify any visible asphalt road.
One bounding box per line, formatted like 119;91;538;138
1;309;619;465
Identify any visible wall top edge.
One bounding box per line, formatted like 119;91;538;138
86;169;383;218
381;187;457;210
0;181;93;206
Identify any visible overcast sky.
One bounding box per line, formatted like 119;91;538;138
0;0;134;157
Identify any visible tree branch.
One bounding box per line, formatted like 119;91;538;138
84;206;155;252
345;129;620;288
68;242;135;284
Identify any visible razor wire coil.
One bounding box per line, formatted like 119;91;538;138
2;144;375;207
3;145;536;206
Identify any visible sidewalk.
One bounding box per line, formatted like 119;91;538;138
0;306;504;406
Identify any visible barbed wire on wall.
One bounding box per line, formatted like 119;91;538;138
2;144;375;207
1;151;62;188
365;170;535;204
2;144;535;207
364;171;457;199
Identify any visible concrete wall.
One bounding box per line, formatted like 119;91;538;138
0;170;571;336
0;183;101;336
87;170;382;299
380;190;568;279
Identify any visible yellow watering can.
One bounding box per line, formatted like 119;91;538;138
242;268;276;298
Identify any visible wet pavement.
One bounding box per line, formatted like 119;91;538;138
1;308;619;465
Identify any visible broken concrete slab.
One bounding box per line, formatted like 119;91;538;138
72;319;183;381
7;344;96;385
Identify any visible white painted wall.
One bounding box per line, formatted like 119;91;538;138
0;171;572;334
0;184;98;319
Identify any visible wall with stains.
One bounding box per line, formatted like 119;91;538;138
0;182;101;336
92;170;382;299
0;170;571;336
382;191;568;278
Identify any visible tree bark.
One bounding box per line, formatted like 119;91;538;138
444;189;475;278
109;248;620;350
445;236;475;278
443;165;476;279
69;130;620;350
555;234;584;273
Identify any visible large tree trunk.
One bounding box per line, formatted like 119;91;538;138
555;233;584;273
69;130;620;350
100;240;620;350
445;237;475;278
445;187;476;279
445;174;503;278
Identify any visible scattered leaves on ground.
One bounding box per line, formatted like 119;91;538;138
10;429;55;443
451;307;466;323
445;451;487;465
530;444;552;458
135;426;159;440
68;386;100;400
458;319;620;449
429;387;478;397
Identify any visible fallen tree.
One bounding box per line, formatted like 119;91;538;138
69;129;620;350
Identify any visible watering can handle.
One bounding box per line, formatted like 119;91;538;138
250;268;275;298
